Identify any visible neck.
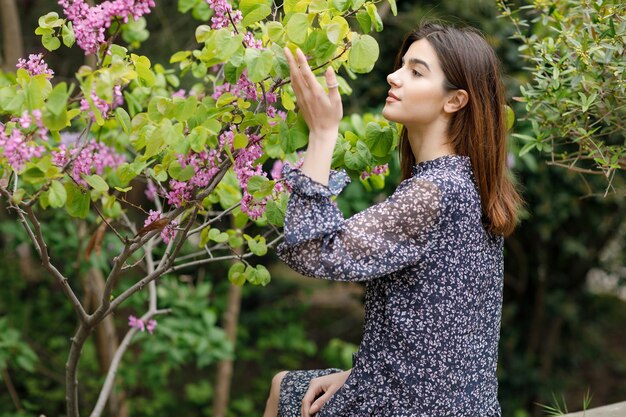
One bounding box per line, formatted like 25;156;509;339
406;119;455;163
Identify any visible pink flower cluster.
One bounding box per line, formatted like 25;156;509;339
0;124;44;172
166;148;222;207
0;110;49;172
80;84;123;120
58;0;156;55
234;134;266;219
143;209;178;244
16;54;54;78
360;164;389;180
206;0;242;30
52;136;126;186
270;156;304;193
128;315;157;334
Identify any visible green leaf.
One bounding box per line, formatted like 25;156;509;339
43;82;69;131
281;89;295;111
65;182;90;218
83;174;109;193
233;133;249;150
195;25;213;43
115;107;132;134
267;21;285;43
170;50;191;64
281;115;309;153
344;141;371;171
48;180;67;208
506;105;515;131
355;10;371;33
332;0;351;12
364;123;393;158
366;4;383;32
228;262;247;286
247;176;270;195
285;13;308;45
62;22;75;47
244;48;274;83
266;194;287;227
168;160;195;181
348;34;379;73
38;12;64;29
42;35;61;51
250;264;271;286
245;234;268;256
241;4;271;27
178;0;199;13
326;16;349;45
387;0;397;16
284;0;309;13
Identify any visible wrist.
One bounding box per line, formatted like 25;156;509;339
309;129;339;145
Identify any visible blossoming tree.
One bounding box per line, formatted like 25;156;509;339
0;0;399;415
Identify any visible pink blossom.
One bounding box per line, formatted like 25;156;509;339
0;123;45;172
128;315;158;334
16;54;54;78
80;84;124;121
143;209;178;243
19;111;32;129
172;89;186;98
128;315;145;331
360;164;389;180
243;31;262;49
206;0;242;30
58;0;156;55
270;160;283;180
212;70;259;102
146;319;157;334
52;136;125;186
145;180;158;200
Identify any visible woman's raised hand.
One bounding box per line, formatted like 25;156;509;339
283;47;343;140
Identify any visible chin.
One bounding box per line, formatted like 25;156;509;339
382;107;398;123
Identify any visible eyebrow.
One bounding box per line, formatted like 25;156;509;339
401;57;431;71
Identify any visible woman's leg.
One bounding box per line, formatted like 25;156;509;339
263;371;288;417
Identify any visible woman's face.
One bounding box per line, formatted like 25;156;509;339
382;39;452;130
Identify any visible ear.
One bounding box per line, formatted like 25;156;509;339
443;89;469;114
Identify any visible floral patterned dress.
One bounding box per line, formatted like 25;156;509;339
276;155;503;417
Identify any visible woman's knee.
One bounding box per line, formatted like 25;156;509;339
272;370;288;392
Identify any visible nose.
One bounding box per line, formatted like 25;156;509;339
387;69;401;87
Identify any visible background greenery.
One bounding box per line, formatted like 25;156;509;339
1;1;625;416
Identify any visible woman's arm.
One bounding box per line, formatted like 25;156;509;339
283;47;342;186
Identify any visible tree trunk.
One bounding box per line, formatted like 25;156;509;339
212;282;243;417
0;0;24;72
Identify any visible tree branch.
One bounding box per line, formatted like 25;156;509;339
89;308;170;417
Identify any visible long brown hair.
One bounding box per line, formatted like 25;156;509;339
395;22;523;237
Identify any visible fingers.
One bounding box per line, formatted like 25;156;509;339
309;390;333;415
324;67;341;105
294;48;319;90
301;382;323;417
284;47;306;98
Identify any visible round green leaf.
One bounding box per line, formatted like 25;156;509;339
48;180;67;208
285;13;308;45
348;34;379;73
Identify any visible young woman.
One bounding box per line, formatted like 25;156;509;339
264;22;522;417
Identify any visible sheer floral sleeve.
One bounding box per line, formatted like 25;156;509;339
276;165;442;281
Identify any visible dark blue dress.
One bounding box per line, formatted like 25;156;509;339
276;155;503;417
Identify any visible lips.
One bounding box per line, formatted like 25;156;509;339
387;91;400;101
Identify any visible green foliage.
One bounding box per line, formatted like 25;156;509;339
499;0;626;184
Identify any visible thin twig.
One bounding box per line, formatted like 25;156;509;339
89;308;170;417
1;367;23;412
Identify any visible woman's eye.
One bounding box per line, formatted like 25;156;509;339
412;70;422;77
